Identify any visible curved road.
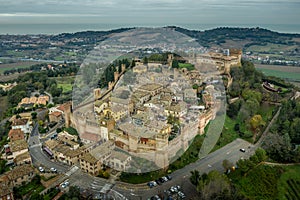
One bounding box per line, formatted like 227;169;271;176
28;124;69;173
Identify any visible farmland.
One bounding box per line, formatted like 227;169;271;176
0;61;37;74
255;64;300;82
278;165;300;200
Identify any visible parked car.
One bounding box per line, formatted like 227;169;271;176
178;191;186;199
240;148;246;152
155;179;162;185
166;175;172;180
38;166;44;173
50;167;57;173
152;181;158;187
162;176;168;182
159;177;165;183
147;182;154;188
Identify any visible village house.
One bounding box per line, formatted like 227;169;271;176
8;129;25;142
0;165;35;199
49;111;63;123
1;164;35;186
7;140;28;161
11;118;31;134
109;151;131;171
79;141;121;175
14;151;32;166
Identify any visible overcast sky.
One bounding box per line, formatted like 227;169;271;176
0;0;299;25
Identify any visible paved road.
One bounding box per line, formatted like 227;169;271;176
28;124;69;173
114;138;254;200
29;124;256;199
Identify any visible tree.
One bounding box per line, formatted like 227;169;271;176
31;112;37;120
66;186;80;199
249;115;265;131
222;159;234;171
190;170;200;185
143;56;148;64
255;148;268;163
171;60;179;68
199;171;232;200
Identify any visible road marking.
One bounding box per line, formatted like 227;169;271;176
30;143;42;148
65;166;79;176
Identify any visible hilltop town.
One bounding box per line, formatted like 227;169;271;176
0;27;298;200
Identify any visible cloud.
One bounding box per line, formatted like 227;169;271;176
0;0;298;25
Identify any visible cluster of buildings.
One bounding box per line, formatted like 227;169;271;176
0;117;35;200
67;52;238;171
43;131;132;176
2;118;32;167
0;164;35;200
19;95;50;108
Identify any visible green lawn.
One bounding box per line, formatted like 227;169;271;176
211;115;240;152
52;76;75;93
57;83;72;93
178;63;195;71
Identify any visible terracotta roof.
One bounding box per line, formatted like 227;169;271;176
8;129;24;141
56;104;65;112
29;97;37;104
50;111;62;117
21;97;30;104
12;118;28;126
80;132;100;143
64;149;83;158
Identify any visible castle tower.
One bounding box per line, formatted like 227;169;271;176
108;81;114;90
94;88;101;100
64;102;72;128
99;113;115;141
155;150;169;170
121;64;126;73
167;54;174;67
114;71;119;82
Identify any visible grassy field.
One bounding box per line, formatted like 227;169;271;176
247;43;297;53
178;63;195;71
52;76;75;93
255;64;300;82
211;116;240;152
0;61;37;74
